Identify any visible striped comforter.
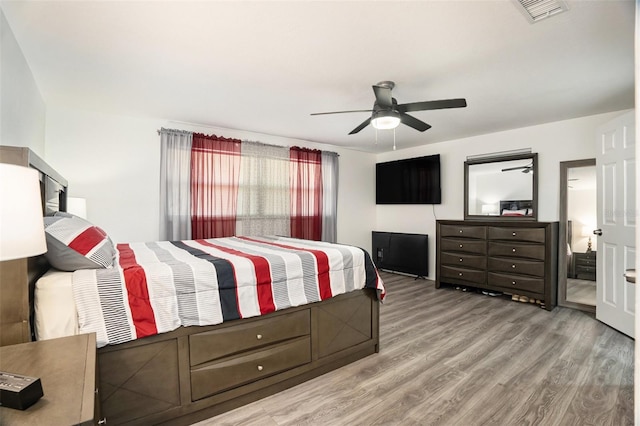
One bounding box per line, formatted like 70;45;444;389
72;236;385;348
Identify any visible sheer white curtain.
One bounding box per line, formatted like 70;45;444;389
236;141;291;237
321;151;339;243
159;128;192;240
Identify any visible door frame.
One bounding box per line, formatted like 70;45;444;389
558;158;596;313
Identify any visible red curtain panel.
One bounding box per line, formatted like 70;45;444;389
290;147;323;240
191;133;242;238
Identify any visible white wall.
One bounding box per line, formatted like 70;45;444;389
0;11;46;155
44;105;377;251
375;110;628;279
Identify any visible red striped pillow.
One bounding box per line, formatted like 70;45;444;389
43;213;115;271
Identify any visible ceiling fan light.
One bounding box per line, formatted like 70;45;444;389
371;111;401;130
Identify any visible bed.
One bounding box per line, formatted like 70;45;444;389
0;147;385;425
499;199;534;217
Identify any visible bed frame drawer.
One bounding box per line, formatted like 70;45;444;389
190;336;311;401
189;310;310;366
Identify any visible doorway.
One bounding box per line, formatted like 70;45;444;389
559;159;596;313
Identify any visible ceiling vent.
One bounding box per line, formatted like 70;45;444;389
513;0;569;23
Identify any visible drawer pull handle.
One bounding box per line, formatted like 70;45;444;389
257;365;264;371
512;232;517;236
458;272;463;276
512;265;516;269
459;258;463;262
512;248;516;252
459;230;463;233
459;244;463;248
512;281;516;285
256;334;263;340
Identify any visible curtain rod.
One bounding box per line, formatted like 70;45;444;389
158;128;339;157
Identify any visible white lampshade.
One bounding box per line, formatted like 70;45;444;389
0;164;47;261
371;110;401;130
67;197;87;219
581;226;594;237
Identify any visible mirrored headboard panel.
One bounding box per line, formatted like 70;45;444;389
464;152;538;221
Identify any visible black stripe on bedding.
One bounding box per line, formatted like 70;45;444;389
171;241;241;322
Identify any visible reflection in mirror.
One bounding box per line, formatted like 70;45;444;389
566;164;596;307
465;153;537;220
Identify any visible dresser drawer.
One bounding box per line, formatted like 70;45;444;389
488;257;545;277
440;224;486;239
441;252;487;269
190;310;310;366
488;272;544;294
440;238;486;255
190;336;311;401
488;227;546;243
488;242;545;261
440;265;485;284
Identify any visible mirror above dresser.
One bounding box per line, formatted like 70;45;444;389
464;152;538;221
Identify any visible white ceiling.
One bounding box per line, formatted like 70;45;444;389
1;0;635;153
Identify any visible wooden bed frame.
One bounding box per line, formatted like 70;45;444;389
0;146;381;425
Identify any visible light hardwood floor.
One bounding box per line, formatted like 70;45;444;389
194;271;633;426
566;277;597;306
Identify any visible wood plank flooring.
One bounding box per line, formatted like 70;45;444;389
193;271;633;426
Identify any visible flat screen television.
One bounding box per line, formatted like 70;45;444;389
376;154;441;204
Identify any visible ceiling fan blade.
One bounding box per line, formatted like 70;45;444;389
349;117;372;135
310;109;373;116
501;166;527;172
400;113;431;132
372;85;393;108
398;98;467;113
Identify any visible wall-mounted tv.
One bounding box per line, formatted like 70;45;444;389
376;154;441;204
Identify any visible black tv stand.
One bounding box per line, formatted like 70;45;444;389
372;231;428;278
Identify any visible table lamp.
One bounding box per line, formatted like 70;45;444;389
581;225;594;253
0;164;47;261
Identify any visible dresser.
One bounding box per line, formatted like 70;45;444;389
573;251;596;281
0;333;102;425
436;220;559;310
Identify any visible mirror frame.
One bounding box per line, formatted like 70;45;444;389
464;152;538;221
557;158;596;313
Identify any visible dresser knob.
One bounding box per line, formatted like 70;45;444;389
512;232;517;236
459;258;463;262
459;230;463;233
512;248;516;252
257;365;264;371
459;244;463;248
512;265;516;269
459;272;463;276
512;281;516;285
256;334;263;340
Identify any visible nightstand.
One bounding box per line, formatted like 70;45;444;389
0;333;101;425
573;251;596;281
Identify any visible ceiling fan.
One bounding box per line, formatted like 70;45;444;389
502;163;534;173
310;81;467;135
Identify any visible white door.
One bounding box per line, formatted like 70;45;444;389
595;110;636;338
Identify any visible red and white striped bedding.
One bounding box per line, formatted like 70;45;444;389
72;236;385;348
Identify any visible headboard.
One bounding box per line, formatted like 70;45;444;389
0;146;67;345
